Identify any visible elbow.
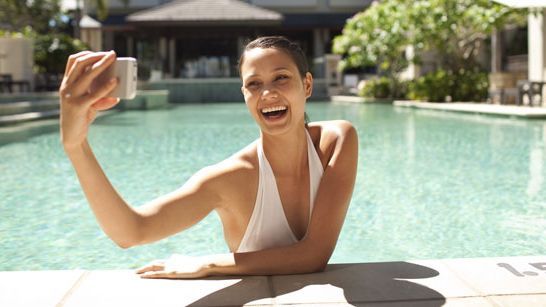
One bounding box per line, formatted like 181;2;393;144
111;229;144;250
110;216;145;249
302;253;330;274
308;258;329;273
298;239;333;274
115;240;135;249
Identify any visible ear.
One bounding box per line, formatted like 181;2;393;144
304;72;313;99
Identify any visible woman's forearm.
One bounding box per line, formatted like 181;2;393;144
65;139;142;248
205;240;330;277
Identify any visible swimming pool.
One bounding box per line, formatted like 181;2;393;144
1;102;545;270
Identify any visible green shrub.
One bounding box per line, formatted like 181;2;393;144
34;33;88;74
359;77;391;98
359;77;407;99
455;68;489;102
407;68;489;102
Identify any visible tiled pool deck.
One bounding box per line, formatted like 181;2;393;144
1;256;545;306
393;100;546;119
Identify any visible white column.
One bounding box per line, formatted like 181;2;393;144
491;29;502;73
404;45;418;79
528;9;546;81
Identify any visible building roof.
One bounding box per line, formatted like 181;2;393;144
282;13;355;28
79;15;101;28
126;0;283;26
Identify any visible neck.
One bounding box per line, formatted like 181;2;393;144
261;126;308;176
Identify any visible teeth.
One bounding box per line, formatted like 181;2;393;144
261;105;287;114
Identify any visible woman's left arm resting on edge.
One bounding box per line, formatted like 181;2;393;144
210;121;359;276
138;121;358;279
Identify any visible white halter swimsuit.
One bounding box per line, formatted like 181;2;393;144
237;129;324;253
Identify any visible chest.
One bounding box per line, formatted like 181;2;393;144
275;172;311;240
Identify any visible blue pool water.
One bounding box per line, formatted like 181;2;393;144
1;102;545;270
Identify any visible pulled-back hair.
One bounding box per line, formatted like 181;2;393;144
238;36;308;78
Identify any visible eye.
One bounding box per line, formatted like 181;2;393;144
275;74;289;81
246;81;261;89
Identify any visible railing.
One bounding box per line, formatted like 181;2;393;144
0;74;31;93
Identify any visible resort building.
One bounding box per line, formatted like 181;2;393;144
79;0;369;80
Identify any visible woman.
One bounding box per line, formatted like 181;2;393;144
59;36;358;278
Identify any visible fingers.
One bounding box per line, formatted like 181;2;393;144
135;259;182;279
64;51;92;77
139;271;178;279
135;260;165;274
78;51;117;89
64;51;114;90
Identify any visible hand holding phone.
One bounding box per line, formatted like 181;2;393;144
92;57;138;100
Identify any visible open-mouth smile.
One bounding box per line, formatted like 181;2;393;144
260;105;288;120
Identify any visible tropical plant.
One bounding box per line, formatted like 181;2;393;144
34;32;88;73
84;0;131;21
359;77;408;99
407;68;489;102
333;0;527;101
333;0;411;99
0;0;63;34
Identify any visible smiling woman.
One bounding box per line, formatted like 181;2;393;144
58;36;358;279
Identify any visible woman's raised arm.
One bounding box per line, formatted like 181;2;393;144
60;52;220;248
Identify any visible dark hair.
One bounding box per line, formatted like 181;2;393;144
238;36;309;78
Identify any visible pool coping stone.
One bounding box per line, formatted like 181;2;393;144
1;255;545;306
393;100;546;118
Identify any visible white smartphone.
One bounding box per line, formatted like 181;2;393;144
93;57;138;100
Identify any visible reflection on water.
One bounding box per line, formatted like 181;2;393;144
527;123;546;197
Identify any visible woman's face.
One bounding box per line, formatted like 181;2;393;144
240;47;312;136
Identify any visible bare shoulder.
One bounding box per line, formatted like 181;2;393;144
307;120;358;167
309;120;357;141
188;141;258;205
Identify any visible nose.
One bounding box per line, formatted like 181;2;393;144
261;85;278;101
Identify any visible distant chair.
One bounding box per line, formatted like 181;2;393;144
0;74;13;93
518;81;546;107
35;73;62;92
0;73;31;93
488;72;525;105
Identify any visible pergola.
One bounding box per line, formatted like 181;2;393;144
494;0;546;82
487;0;546;106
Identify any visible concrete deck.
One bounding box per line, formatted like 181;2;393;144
394;100;546;119
1;256;545;306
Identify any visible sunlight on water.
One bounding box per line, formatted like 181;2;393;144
1;102;545;270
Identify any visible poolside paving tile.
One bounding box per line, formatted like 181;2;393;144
270;261;475;305
442;256;546;297
399;259;479;298
488;294;546;306
0;270;85;307
349;297;495;306
61;270;273;306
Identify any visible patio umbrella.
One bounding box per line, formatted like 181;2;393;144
493;0;546;8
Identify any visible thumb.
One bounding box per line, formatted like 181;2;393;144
92;97;121;111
